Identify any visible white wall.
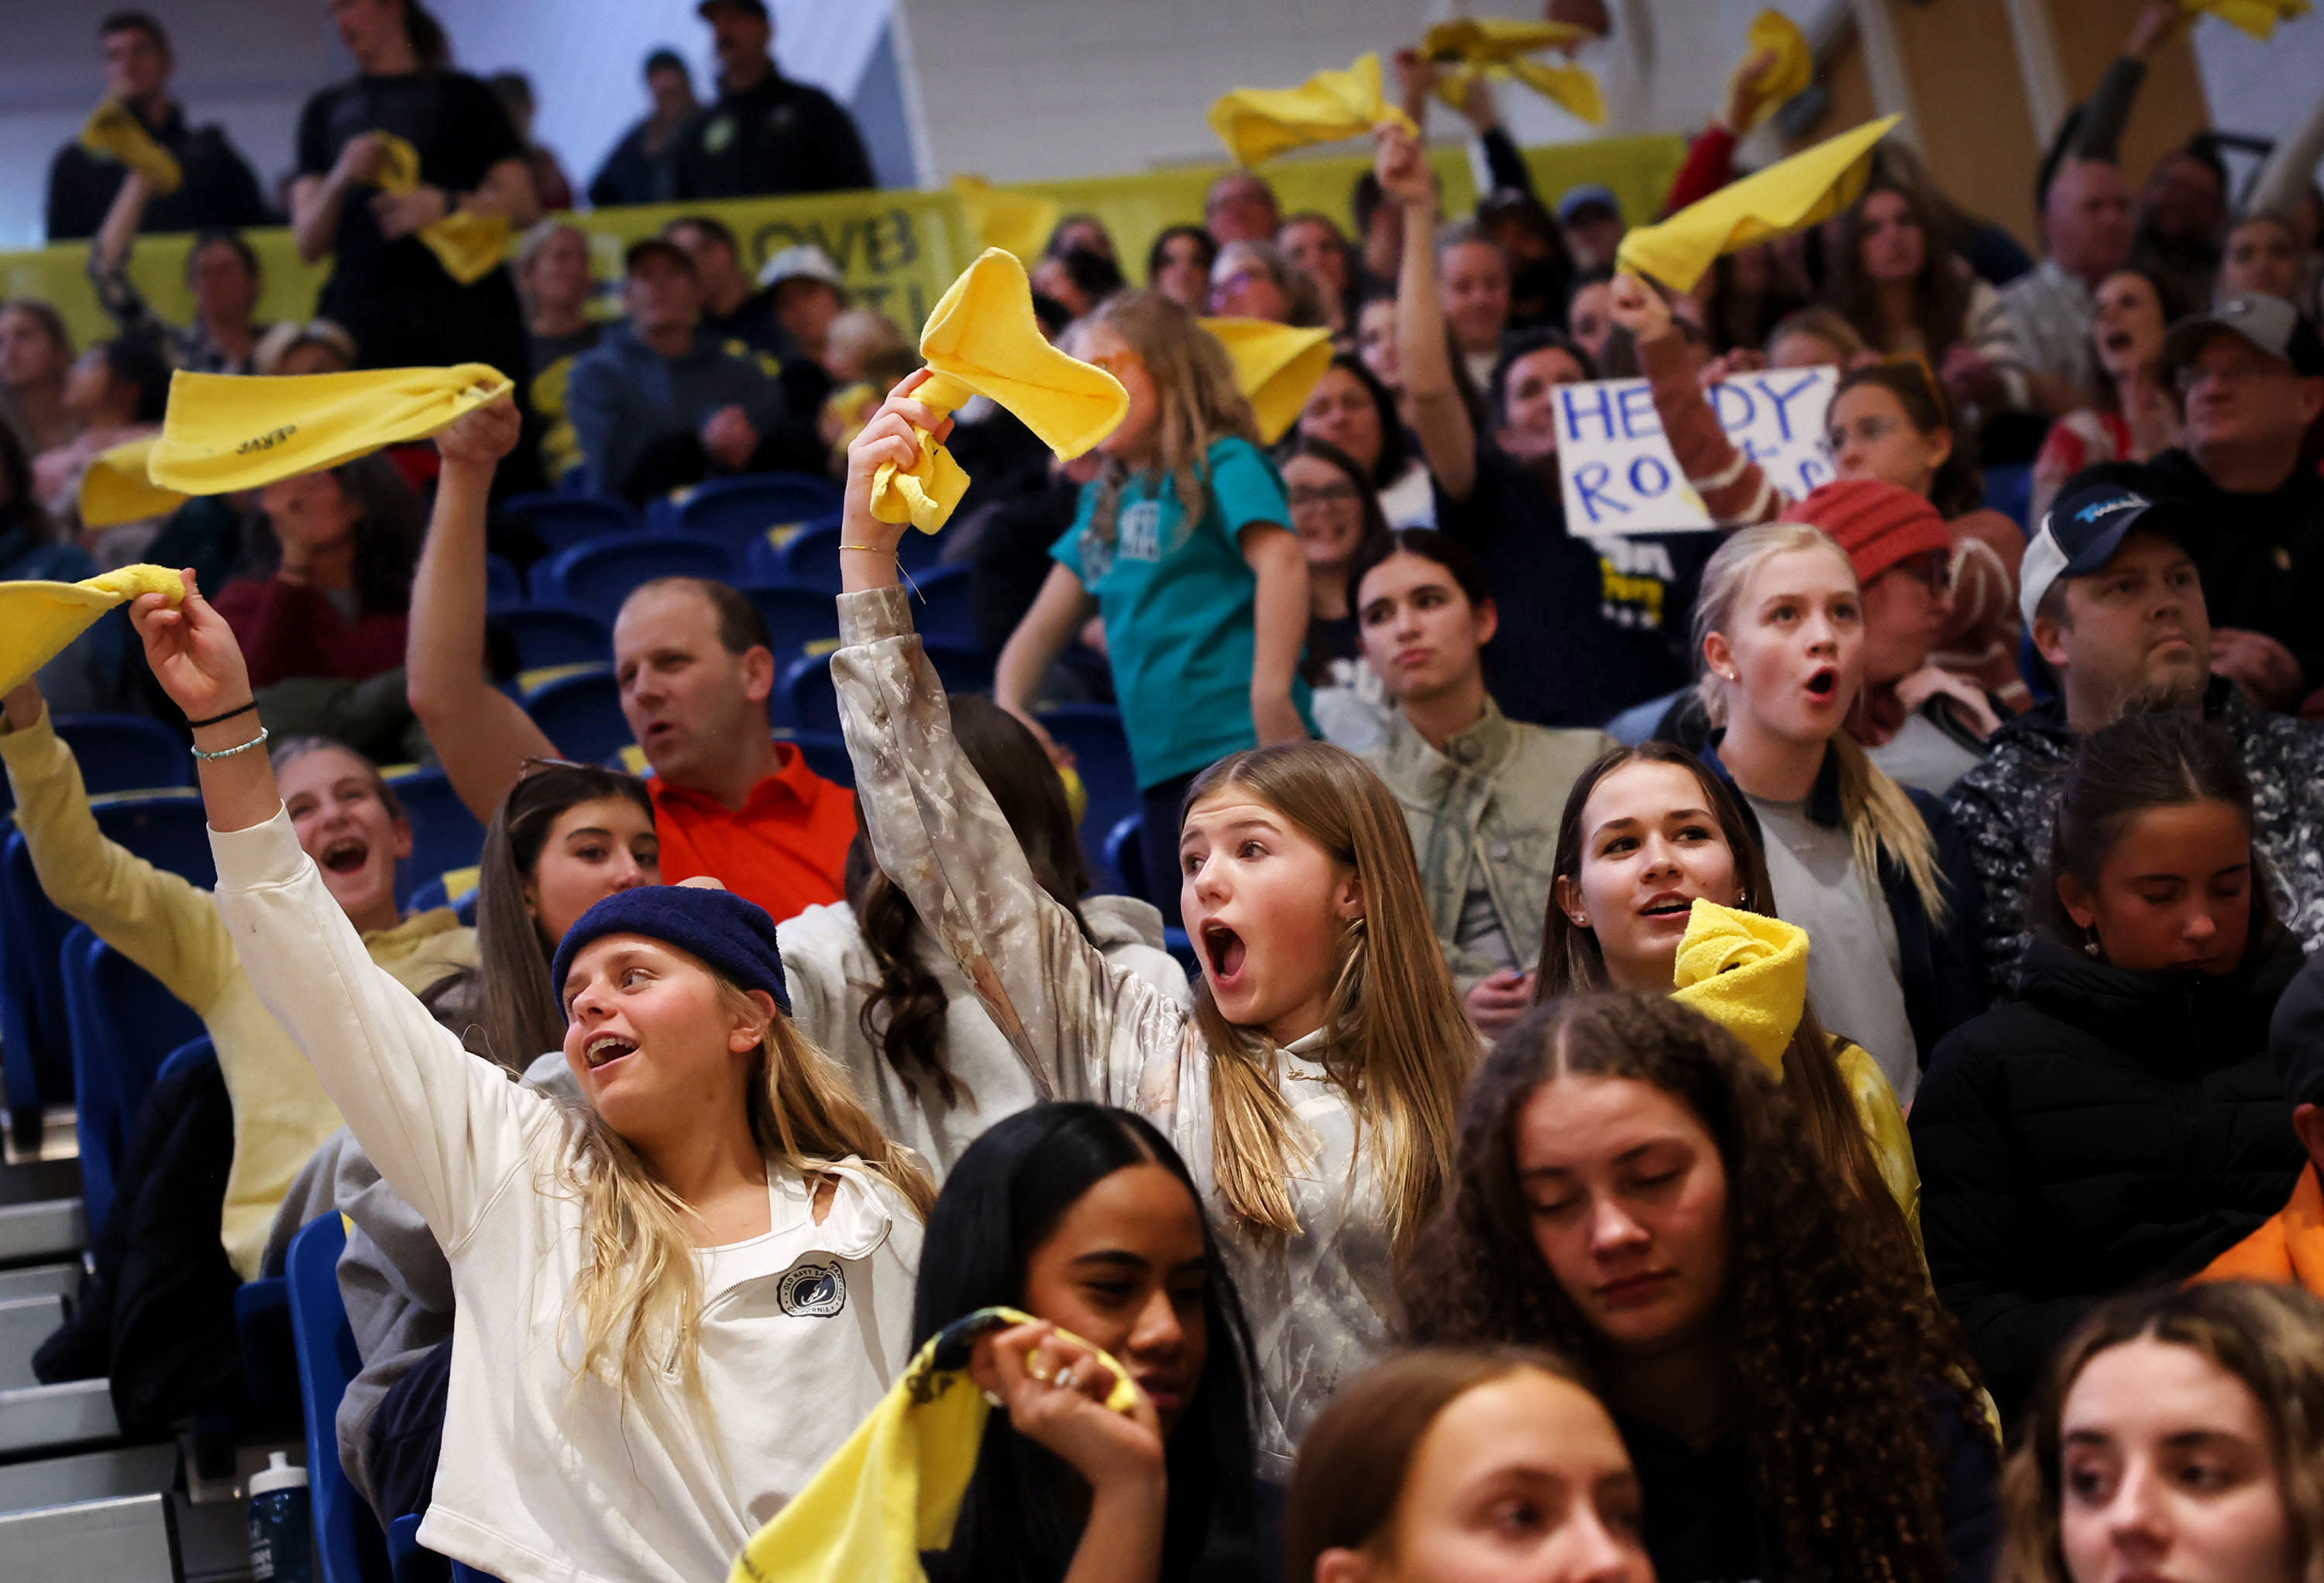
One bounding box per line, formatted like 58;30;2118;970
2191;10;2324;198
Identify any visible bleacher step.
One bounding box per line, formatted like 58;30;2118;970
0;1292;66;1389
0;1378;119;1457
0;1442;177;1516
0;1260;77;1304
0;1199;84;1265
0;1491;177;1582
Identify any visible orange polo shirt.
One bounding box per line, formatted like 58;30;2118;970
649;742;854;922
2192;1165;2324;1300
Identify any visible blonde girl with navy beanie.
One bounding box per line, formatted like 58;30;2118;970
126;572;933;1583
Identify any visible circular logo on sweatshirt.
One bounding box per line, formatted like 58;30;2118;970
778;1261;847;1317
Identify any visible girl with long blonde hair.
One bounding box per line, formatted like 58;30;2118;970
1693;521;1985;1103
994;287;1312;927
127;576;933;1583
841;374;1477;1481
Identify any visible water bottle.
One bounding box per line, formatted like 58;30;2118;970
246;1450;313;1582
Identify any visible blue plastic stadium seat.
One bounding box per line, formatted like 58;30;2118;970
743;584;839;657
531;535;737;626
51;713;194;793
483;553;524;611
910;565;978;645
490;607;611;671
787;731;854;787
1984;462;2035;534
670;474;843;551
60;926;205;1234
501;491;643;556
1037;703;1136;846
783;640;988;737
384;768;487;903
524;667;631;766
287;1213;391;1583
774;517;846;591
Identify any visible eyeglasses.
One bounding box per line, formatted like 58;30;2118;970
1819;413;1905;457
1086;349;1143;380
1287;480;1361;511
2174;357;2279;396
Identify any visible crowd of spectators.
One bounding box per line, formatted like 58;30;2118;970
9;3;2324;1583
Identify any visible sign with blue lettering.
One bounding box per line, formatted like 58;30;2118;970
1555;369;1838;538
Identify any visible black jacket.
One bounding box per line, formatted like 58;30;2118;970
1912;935;2305;1414
1703;738;1989;1069
669;69;875;199
44;102;273;242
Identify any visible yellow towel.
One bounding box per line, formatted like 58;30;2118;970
728;1306;1140;1583
1207;53;1419;168
79;100;183;195
1616;113;1900;293
2181;0;2310;40
1200;318;1334;445
1729;10;1813;132
1421;18;1605;127
374;132;512;286
80;438;190;530
147;364;512;495
868;249;1127;535
0;566;184;697
1669;898;1807;1079
949;174;1061;266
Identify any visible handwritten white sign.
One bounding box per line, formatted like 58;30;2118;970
1555;368;1838;538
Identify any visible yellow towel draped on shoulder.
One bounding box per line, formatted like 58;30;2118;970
728;1306;1140;1583
146;363;512;494
868;249;1127;535
80;99;183;194
1207;53;1418;167
1615;114;1900;294
373;132;512;285
1420;18;1605;127
0;566;184;697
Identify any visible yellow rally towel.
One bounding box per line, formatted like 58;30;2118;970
1422;18;1605;128
2181;0;2310;40
80;438;190;530
1200;318;1334;445
868;249;1127;535
728;1306;1140;1583
147;363;512;495
1729;10;1813;132
1207;53;1419;167
1616;113;1901;294
1669;898;1807;1079
949;174;1061;266
0;566;184;697
374;132;512;286
79;100;183;195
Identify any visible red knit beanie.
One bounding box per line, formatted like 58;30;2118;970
1783;479;1951;585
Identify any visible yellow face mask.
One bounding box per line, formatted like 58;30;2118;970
146;363;513;495
867;249;1127;535
0;565;184;697
1208;53;1420;167
372;132;513;285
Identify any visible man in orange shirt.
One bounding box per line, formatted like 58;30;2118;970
2195;948;2324;1296
407;398;851;921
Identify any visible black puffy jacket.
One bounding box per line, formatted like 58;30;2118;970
1910;935;2305;1416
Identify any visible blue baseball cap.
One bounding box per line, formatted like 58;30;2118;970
2019;478;2201;631
1556;184;1621;226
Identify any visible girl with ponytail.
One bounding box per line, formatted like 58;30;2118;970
1692;521;1986;1103
834;374;1479;1483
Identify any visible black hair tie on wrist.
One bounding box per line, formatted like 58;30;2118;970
186;701;259;730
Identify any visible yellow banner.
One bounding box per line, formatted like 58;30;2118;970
0;133;1683;351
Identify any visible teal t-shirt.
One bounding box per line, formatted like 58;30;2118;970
1051;435;1311;790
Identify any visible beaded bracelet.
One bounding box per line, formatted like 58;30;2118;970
191;727;270;763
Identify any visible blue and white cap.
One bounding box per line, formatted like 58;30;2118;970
2019;479;2199;631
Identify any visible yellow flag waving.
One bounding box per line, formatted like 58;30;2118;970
80;438;189;530
1728;10;1813;132
950;175;1061;266
0;566;184;697
1200;318;1334;445
79;100;183;194
1615;114;1901;293
373;133;512;285
868;249;1127;534
147;364;513;494
1421;18;1605;126
1208;53;1419;167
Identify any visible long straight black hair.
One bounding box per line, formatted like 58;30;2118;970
911;1104;1261;1583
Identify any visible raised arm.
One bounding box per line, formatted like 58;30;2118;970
2247;81;2324;219
129;573;548;1244
834;377;1192;1107
404;397;558;822
1380;126;1475;501
1616;273;1788;526
91;168;151;282
290;132;388;265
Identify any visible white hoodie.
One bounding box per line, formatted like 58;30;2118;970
214;810;921;1583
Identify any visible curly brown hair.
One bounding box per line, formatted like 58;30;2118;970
1402;991;1989;1583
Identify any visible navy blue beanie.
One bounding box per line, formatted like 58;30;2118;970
550;885;791;1016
